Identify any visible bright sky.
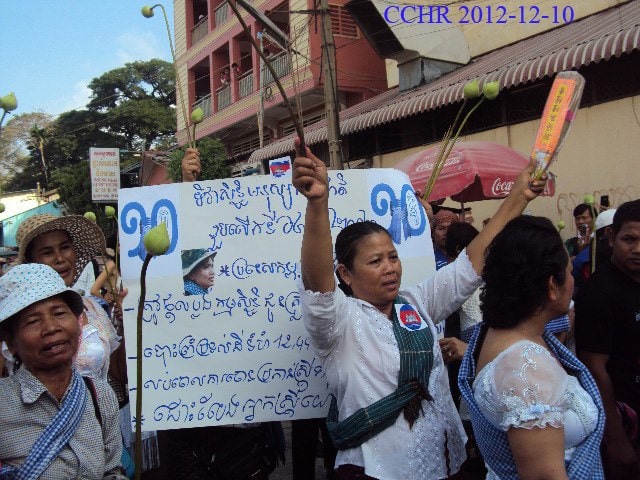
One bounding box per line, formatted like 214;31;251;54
0;1;174;117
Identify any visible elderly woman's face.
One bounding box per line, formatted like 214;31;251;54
29;230;77;287
188;257;215;290
6;296;80;376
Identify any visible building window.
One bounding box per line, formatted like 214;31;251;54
329;5;359;38
281;111;326;137
231;134;270;156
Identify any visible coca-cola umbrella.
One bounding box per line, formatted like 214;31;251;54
394;140;555;203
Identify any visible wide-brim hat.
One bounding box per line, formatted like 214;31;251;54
15;214;106;282
182;249;217;276
0;263;84;325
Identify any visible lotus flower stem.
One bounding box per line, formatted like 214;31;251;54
589;205;597;274
146;4;193;147
134;253;153;480
423;97;485;201
422;84;474;201
439;97;485;166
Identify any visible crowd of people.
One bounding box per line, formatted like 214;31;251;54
1;141;638;480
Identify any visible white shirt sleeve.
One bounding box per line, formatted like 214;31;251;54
412;248;482;324
298;275;347;357
478;341;570;431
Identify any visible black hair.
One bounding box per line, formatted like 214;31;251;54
480;216;568;329
334;221;390;295
445;222;479;259
612;199;640;234
573;203;592;218
0;314;16;339
0;315;21;371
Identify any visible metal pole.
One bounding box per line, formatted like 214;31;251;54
319;0;343;169
258;32;265;149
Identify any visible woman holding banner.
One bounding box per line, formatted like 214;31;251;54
292;138;547;479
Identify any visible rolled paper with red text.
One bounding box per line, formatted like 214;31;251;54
530;71;585;180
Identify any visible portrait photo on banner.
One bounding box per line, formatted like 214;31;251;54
117;169;435;431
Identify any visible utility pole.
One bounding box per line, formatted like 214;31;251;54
319;0;343;170
257;32;265;149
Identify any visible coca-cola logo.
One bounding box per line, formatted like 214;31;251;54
490;176;554;196
491;177;513;196
416;152;462;172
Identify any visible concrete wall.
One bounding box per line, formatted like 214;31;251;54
377;95;640;240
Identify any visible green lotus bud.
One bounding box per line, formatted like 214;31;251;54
84;211;97;222
482;81;500;100
105;205;116;219
583;194;595;205
191;107;204;124
0;92;18;112
0;203;5;214
143;222;170;256
463;80;480;100
557;220;565;230
141;5;154;18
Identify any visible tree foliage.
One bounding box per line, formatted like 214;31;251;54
3;59;233;221
88;59;175;110
167;137;231;182
50;162;117;237
88;59;176;151
3;59;176;194
0;112;52;187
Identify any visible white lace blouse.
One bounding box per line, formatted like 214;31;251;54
300;250;481;480
74;297;120;381
473;340;599;479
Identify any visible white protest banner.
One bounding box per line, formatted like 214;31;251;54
118;168;435;432
90;147;120;202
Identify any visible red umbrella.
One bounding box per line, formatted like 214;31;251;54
394;141;555;202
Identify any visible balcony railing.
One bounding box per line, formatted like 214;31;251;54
217;86;231;110
262;52;291;85
214;3;228;26
238;71;254;98
192;94;212;117
191;16;208;45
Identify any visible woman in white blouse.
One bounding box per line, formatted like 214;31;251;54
459;215;605;479
291;138;547;480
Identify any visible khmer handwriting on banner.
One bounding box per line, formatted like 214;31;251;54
118;169;434;431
